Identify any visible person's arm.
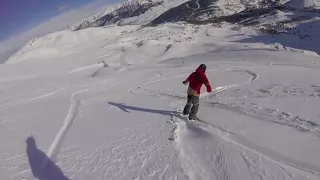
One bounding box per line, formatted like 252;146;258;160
202;74;212;92
183;73;192;85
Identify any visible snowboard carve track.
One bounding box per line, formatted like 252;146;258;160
176;118;320;178
245;70;259;82
203;101;320;138
0;86;70;110
26;84;109;180
130;68;258;99
171;81;319;180
46;93;80;162
27;86;69;101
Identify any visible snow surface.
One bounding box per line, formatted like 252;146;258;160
1;22;320;180
285;0;318;8
117;0;189;25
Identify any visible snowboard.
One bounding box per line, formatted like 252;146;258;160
178;112;210;126
178;112;200;121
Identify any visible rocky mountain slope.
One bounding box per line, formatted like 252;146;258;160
70;0;293;30
8;0;320;63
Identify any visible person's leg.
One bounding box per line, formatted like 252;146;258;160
183;95;192;115
189;96;200;120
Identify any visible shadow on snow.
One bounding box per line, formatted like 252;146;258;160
26;136;70;180
108;102;177;116
108;102;212;138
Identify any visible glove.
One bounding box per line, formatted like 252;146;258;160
207;86;212;92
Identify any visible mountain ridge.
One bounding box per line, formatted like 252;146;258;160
7;0;320;63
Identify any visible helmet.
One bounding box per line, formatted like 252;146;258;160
199;64;207;72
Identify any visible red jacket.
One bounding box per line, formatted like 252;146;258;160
185;66;212;96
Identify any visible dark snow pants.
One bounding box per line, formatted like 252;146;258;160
183;95;200;120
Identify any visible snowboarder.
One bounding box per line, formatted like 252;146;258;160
182;64;212;120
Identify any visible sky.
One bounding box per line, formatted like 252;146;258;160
0;0;122;63
0;0;96;42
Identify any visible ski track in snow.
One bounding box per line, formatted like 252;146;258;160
203;100;320;138
48;85;109;156
5;65;318;180
27;86;69;101
129;68;258;99
174;117;320;179
168;110;320;180
3;21;320;180
125;67;265;179
0;84;78;110
56;119;189;180
25;84;109;180
153;69;257;99
174;67;320;179
129;64;320;179
46;93;80;162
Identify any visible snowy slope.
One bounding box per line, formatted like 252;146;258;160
284;0;319;8
70;0;189;30
65;0;320;34
223;7;320;56
1;21;320;180
70;0;290;30
7;26;139;65
66;5;116;31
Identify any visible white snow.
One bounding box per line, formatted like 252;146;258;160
285;0;317;8
1;22;320;180
117;0;190;25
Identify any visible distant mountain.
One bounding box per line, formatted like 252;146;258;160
8;0;320;63
284;0;320;9
70;0;291;30
70;0;187;30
